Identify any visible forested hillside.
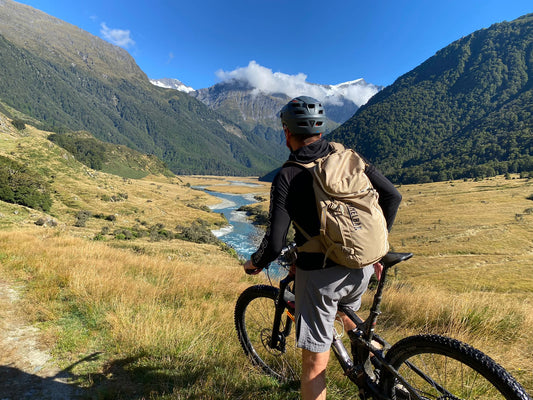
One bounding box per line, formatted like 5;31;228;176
330;14;533;183
0;0;281;176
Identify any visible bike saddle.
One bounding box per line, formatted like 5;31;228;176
381;252;413;268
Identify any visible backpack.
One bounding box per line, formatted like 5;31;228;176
288;142;389;269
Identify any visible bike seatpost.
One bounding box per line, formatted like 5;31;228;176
364;253;413;340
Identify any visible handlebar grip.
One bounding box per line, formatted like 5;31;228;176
245;267;261;275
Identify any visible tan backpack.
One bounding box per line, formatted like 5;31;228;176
288;142;389;269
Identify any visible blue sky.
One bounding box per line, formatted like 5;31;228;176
15;0;533;91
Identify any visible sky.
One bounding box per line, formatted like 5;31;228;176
14;0;533;95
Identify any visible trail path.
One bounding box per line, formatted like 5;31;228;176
0;281;78;399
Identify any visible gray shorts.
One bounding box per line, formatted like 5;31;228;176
294;264;374;353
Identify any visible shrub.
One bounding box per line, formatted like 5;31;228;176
74;210;92;227
113;229;134;240
148;223;174;241
11;118;26;130
186;203;211;212
176;219;218;244
35;218;46;226
101;193;128;202
34;217;57;227
0;155;52;211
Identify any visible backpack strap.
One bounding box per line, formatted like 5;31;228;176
292;220;312;241
329;141;345;153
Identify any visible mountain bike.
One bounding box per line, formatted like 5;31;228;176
234;246;531;399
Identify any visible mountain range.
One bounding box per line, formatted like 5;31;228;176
0;0;531;183
0;0;377;176
0;0;283;175
151;76;380;160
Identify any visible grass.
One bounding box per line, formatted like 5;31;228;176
0;229;295;399
0;117;532;398
0;176;530;399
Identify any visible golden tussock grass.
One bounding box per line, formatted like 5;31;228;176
375;283;533;388
0;229;250;367
0;128;531;399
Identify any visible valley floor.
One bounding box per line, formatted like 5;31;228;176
0;174;531;399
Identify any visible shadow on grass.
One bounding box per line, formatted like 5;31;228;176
0;352;101;399
87;353;301;399
0;352;301;399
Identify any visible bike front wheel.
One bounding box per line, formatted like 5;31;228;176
234;285;301;382
381;334;531;400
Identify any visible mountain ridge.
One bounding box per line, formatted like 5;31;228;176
0;0;144;82
0;0;281;175
329;13;533;183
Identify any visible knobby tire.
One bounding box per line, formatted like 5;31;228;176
381;334;531;400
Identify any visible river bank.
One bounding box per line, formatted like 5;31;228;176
184;176;271;260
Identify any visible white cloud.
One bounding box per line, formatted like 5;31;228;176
166;52;175;64
215;61;379;107
100;22;135;48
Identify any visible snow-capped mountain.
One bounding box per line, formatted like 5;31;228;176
150;78;195;93
149;68;381;159
150;75;380;129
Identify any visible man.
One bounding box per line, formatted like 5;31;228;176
243;96;401;400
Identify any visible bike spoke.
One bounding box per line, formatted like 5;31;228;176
237;288;301;381
398;353;508;399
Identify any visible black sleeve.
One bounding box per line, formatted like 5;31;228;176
251;172;291;269
365;163;402;231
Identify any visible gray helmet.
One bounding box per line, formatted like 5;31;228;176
280;96;326;135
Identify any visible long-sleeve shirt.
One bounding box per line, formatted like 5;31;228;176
251;139;402;270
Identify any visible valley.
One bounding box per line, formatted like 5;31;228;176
0;2;531;398
0;116;531;398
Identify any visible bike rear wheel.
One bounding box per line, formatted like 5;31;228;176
381;334;530;400
234;285;300;382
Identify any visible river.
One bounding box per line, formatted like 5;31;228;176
203;187;289;277
206;190;264;260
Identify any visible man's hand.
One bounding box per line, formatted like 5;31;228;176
373;262;383;282
243;259;262;275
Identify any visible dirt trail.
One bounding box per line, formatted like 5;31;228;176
0;281;79;399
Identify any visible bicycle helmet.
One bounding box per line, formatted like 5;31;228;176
280;96;326;135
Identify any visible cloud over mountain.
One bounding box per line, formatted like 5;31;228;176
100;23;135;48
215;61;380;107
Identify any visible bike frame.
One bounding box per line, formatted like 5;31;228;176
267;252;437;400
